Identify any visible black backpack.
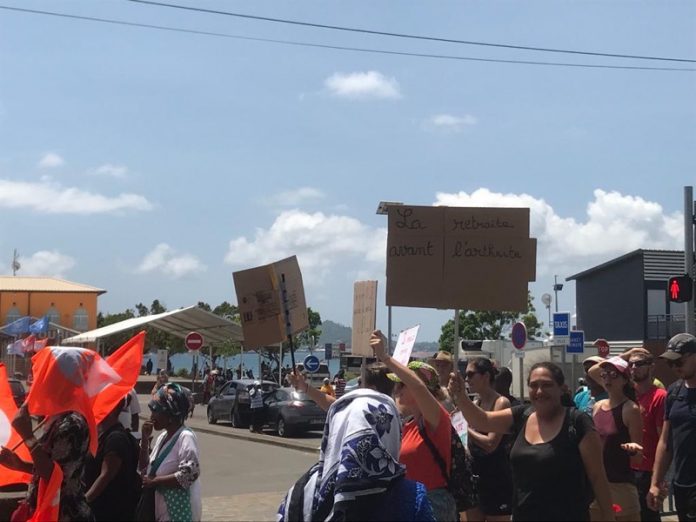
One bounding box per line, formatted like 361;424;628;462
418;418;478;512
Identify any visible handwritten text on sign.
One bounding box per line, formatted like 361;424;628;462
392;325;420;365
387;205;537;312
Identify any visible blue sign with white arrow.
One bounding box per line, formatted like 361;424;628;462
567;330;585;354
553;312;571;337
303;355;321;373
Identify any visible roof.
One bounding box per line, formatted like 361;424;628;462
566;249;684;282
63;305;243;345
0;276;106;295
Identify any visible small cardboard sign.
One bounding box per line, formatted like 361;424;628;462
351;280;378;357
392;324;420;365
386;205;537;312
233;255;309;348
451;410;468;446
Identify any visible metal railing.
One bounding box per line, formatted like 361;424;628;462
646;314;687;339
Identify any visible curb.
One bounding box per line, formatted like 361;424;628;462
190;424;319;454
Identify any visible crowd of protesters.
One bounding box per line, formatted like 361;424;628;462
282;330;696;522
0;329;694;522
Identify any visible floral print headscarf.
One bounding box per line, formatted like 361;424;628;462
278;388;405;521
149;382;190;422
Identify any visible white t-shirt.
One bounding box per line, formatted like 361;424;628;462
118;389;142;435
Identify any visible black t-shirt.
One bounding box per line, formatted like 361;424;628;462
665;381;696;487
509;405;595;521
84;424;141;521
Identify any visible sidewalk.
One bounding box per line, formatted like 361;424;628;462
137;394;321;454
202;492;284;521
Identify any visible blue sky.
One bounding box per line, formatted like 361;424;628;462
1;1;695;343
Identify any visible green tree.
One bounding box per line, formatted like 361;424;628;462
295;307;322;349
438;292;542;352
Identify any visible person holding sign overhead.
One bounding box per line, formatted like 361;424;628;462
370;330;458;522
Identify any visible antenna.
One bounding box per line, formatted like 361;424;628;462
11;249;21;276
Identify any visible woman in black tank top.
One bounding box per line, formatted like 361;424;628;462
465;357;513;521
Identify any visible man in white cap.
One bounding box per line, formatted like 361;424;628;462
648;333;696;521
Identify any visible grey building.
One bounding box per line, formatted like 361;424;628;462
566;249;686;342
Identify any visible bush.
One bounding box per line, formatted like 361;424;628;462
176;368;189;378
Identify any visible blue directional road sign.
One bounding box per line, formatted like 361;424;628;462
567;330;585;354
553;312;571;337
303;355;321;373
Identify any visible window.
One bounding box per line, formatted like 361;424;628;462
647;289;667;316
73;307;89;332
5;306;21;325
46;306;60;326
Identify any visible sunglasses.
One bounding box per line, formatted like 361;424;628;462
599;370;622;379
629;360;652;369
668;353;693;368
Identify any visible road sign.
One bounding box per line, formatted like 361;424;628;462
567;330;585;354
511;322;527;350
553;312;571;337
185;331;204;351
303;355;321;373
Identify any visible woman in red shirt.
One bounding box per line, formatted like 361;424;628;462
370;330;457;522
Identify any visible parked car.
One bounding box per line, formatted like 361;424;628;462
8;379;26;407
261;387;326;437
207;379;279;428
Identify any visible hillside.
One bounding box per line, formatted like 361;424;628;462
317;320;439;352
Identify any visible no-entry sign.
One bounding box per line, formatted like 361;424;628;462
185;331;204;351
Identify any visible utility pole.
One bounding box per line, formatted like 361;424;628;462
553;275;563;313
11;249;20;276
684;186;695;334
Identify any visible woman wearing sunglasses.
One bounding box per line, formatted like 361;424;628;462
464;357;512;522
449;361;614;521
587;356;643;521
370;330;458;522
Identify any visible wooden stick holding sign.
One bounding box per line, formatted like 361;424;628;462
279;273;297;372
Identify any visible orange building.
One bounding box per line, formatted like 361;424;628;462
0;276;105;333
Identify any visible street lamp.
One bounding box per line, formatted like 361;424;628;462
553;275;564;313
376;201;404;352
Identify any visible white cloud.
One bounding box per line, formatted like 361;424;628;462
137;243;206;278
265;187;325;207
434;188;682;276
325;71;401;100
426;113;478;132
0;179;153;214
37;153;64;169
94;164;128;178
225;210;386;282
15;250;76;278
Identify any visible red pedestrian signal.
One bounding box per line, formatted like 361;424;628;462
668;275;693;303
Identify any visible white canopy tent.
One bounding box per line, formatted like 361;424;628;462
63;305;244;346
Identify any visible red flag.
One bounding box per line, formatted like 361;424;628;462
33;338;48;352
0;364;32;486
26;331;145;455
28;462;63;522
93;331;145;424
21;335;36;354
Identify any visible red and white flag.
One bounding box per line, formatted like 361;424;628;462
28;462;62;522
33;338;48;352
0;364;33;486
21;335;36;354
27;331;145;455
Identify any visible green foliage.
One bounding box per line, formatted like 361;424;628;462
438;292;543;352
176;368;189;378
295;307;322;349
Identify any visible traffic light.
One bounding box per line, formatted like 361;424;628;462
668;275;693;303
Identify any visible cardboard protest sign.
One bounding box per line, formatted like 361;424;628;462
386;205;536;312
392;324;420;365
351;280;378;357
233;256;309;348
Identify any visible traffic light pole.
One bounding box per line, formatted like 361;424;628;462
684;186;695;334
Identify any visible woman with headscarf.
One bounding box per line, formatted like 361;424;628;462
139;383;201;522
277;388;435;521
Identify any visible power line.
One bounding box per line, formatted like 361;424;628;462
1;5;694;72
128;0;696;64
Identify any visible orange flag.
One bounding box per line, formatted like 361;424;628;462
93;331;145;423
28;462;63;522
26;331;146;455
0;364;32;486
